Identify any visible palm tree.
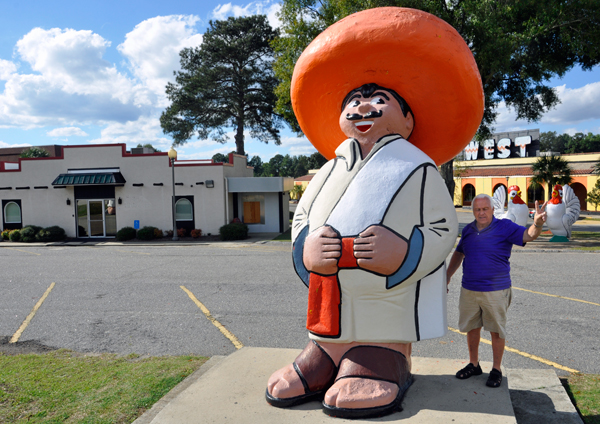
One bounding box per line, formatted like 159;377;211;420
530;155;573;200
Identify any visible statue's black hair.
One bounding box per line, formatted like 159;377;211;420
341;83;412;118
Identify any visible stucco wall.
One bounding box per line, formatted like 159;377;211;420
0;144;254;237
237;191;287;233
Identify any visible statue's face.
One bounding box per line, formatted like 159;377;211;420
339;90;413;155
552;185;562;199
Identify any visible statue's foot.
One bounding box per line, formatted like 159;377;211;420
322;345;412;419
265;340;337;408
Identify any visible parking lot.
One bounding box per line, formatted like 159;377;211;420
1;240;599;376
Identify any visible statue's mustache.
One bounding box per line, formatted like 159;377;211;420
345;110;383;120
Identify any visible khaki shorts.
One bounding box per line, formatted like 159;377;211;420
458;287;512;339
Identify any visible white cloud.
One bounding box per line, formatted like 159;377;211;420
0;27;150;129
542;83;600;124
563;127;579;136
47;127;88;137
494;82;600;133
279;135;316;156
212;1;282;28
0;140;30;148
0;59;17;80
186;138;225;149
88;115;171;150
15;28;140;102
177;145;232;160
117;15;203;104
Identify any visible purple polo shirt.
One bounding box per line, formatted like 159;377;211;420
456;217;526;292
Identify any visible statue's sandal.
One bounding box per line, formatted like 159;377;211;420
265;340;337;407
322;345;413;419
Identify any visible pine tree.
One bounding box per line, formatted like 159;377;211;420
161;15;282;155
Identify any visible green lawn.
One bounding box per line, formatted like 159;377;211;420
571;231;600;240
579;216;600;222
562;374;600;424
272;228;291;241
0;350;206;424
0;350;597;423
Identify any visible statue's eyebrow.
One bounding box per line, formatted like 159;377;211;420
346;94;362;104
371;91;390;100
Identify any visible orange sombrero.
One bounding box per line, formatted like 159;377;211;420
291;7;484;165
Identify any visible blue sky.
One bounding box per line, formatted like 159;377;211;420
1;1;599;162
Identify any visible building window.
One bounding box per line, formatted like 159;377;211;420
242;194;265;224
175;198;193;220
4;202;21;224
462;184;476;206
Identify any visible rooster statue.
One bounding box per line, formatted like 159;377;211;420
546;184;580;241
492;184;529;227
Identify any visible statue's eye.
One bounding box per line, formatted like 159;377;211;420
348;100;360;108
370;97;385;105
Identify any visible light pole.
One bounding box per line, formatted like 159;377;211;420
505;176;510;207
168;147;179;241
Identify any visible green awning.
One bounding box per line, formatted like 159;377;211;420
52;172;126;186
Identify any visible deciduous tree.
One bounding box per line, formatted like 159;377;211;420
540;131;570;154
273;0;600;196
585;180;600;211
212;153;230;163
248;155;264;175
20;146;50;158
564;132;600;154
161;15;282;155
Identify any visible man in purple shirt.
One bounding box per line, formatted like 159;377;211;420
446;193;547;387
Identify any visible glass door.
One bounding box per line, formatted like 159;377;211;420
76;199;116;238
88;200;104;237
77;200;88;237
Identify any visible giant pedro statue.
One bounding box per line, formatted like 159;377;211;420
266;7;484;419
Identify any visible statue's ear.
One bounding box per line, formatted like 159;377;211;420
404;112;415;140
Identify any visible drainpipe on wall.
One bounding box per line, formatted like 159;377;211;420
224;178;229;225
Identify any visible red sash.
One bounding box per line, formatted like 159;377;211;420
307;237;358;337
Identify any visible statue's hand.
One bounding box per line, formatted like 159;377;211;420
303;226;341;275
354;226;408;275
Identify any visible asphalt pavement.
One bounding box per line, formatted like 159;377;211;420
1;220;598;423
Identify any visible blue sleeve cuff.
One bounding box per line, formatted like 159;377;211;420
386;226;424;289
293;226;310;287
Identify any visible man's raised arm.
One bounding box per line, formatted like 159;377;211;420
523;201;548;243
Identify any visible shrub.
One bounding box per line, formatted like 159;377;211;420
177;228;187;238
190;229;202;238
34;226;66;242
116;226;136;241
219;223;248;241
137;226;156;240
20;226;41;243
9;229;21;242
164;229;173;238
154;228;164;238
2;229;11;240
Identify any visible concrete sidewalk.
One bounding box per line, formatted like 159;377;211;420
0;232;282;247
133;347;582;424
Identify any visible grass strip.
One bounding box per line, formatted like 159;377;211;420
272;228;291;241
562;374;600;424
0;350;207;424
571;231;600;240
